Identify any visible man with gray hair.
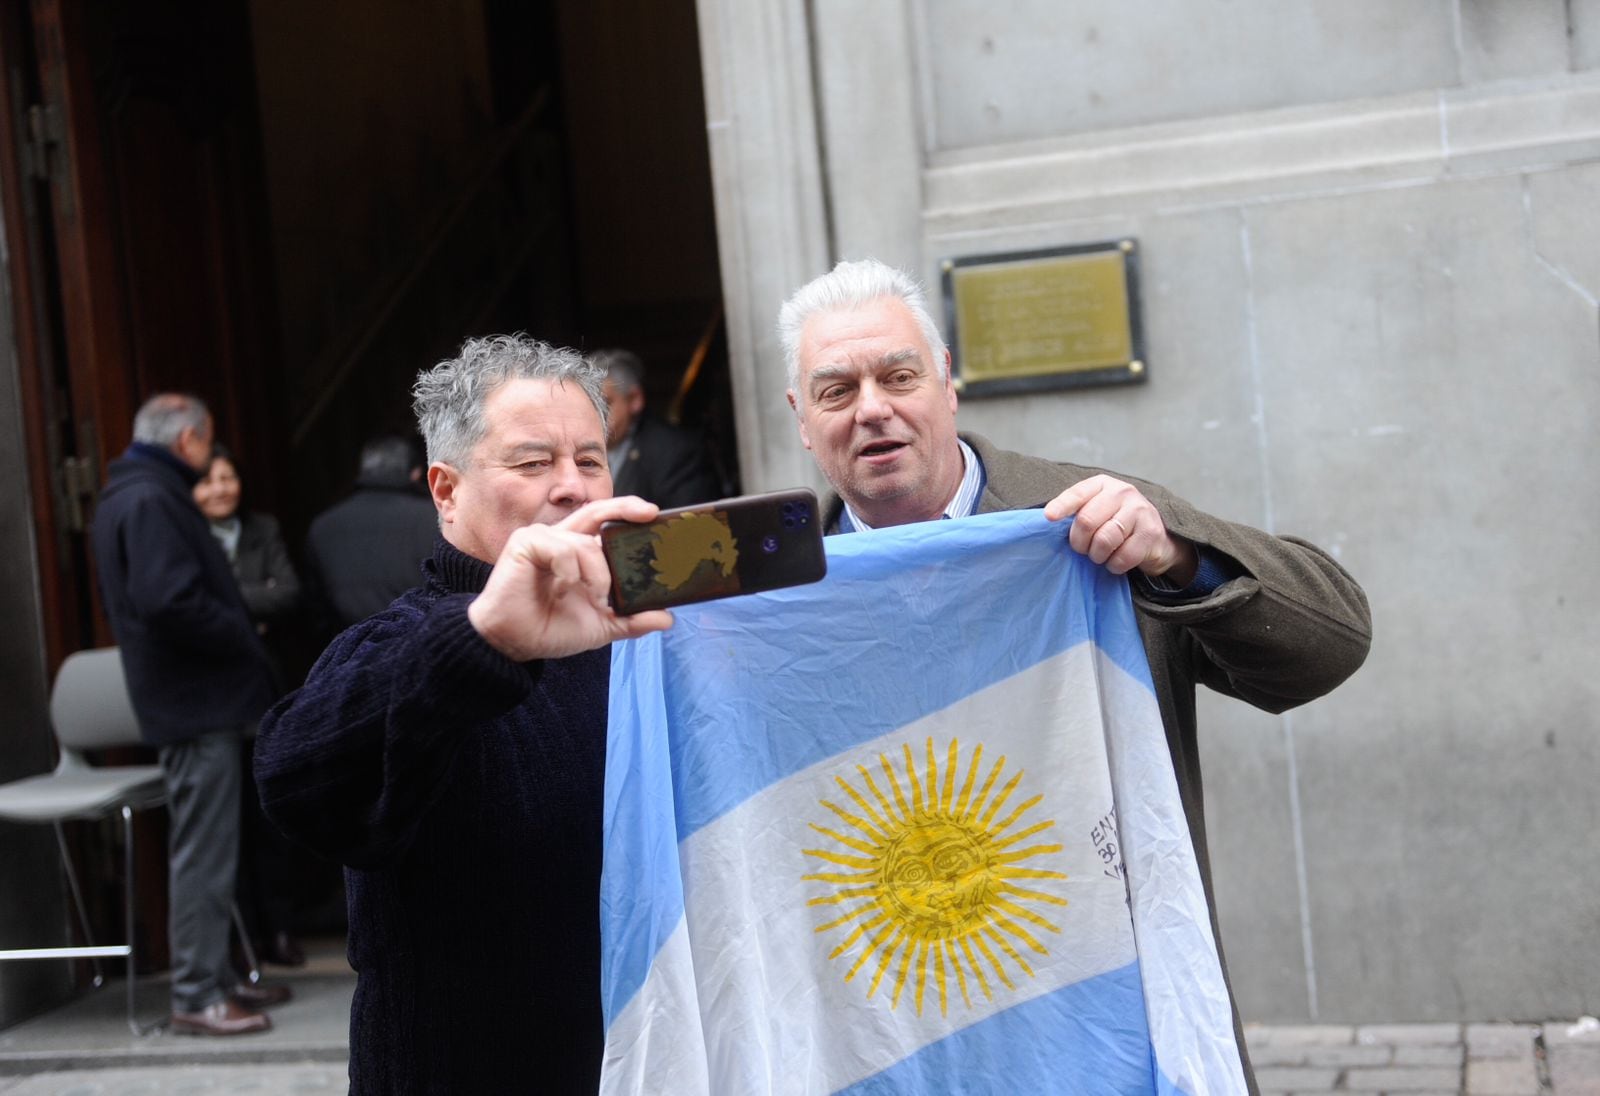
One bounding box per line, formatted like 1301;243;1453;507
779;259;1372;1091
92;393;291;1035
255;335;670;1093
592;347;720;509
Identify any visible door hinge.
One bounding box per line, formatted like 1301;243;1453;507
59;453;96;533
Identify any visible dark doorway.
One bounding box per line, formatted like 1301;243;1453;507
6;0;733;670
253;0;735;537
1;0;730;1019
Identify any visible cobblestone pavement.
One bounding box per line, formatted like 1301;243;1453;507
1246;1017;1600;1096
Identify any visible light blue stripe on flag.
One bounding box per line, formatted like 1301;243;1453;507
600;610;684;1029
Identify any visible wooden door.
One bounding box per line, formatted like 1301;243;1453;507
0;0;283;971
0;0;283;671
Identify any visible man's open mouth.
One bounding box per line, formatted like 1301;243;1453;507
858;440;907;459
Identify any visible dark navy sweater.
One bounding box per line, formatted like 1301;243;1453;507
255;540;609;1094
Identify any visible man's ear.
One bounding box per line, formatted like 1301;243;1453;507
427;463;458;525
787;390;813;451
944;350;958;414
175;425;203;468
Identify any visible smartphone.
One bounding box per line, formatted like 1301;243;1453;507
601;488;828;615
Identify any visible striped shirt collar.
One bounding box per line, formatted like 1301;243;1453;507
841;437;983;532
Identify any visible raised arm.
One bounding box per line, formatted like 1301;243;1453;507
253;497;672;867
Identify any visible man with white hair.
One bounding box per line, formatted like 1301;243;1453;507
255;335;669;1094
92;393;291;1035
779;260;1373;1092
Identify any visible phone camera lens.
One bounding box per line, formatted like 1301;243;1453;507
761;534;780;554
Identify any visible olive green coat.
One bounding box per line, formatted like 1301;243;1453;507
825;432;1373;1092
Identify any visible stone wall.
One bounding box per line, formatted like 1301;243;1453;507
698;0;1600;1020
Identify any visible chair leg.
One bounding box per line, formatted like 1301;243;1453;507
231;902;261;985
120;805;144;1036
52;822;106;989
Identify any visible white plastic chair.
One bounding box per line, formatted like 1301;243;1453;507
0;647;259;1034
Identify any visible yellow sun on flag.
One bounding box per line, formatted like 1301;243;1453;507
802;737;1068;1017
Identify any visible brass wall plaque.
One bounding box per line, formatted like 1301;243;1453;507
941;241;1145;396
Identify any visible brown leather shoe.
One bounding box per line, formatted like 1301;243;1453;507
230;981;293;1009
171;998;272;1036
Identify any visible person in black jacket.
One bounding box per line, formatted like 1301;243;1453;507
193;444;308;969
593;348;720;509
193;445;300;655
90;394;292;1035
303;435;438;634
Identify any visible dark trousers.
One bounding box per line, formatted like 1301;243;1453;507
157;729;243;1012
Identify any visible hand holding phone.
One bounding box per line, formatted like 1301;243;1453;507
469;497;673;662
600;489;828;614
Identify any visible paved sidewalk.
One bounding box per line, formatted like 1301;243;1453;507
0;940;352;1093
0;1062;345;1095
2;936;1596;1096
2;1021;1597;1095
1246;1017;1600;1095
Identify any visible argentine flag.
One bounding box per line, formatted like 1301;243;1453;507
601;509;1245;1095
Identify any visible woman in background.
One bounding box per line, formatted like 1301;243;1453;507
194;445;307;968
193;446;300;648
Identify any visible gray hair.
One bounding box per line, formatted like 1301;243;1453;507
131;393;210;449
413;334;608;468
589;348;643;395
776;258;947;393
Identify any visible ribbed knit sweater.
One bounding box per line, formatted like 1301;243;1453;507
254;539;609;1094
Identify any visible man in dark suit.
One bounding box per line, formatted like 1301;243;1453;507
304;435;439;632
91;393;292;1035
593;348;720;509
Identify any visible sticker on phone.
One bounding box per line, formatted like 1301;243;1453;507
601;489;827;614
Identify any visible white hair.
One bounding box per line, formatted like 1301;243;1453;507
131;393;210;448
776;258;947;393
412;334;607;468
